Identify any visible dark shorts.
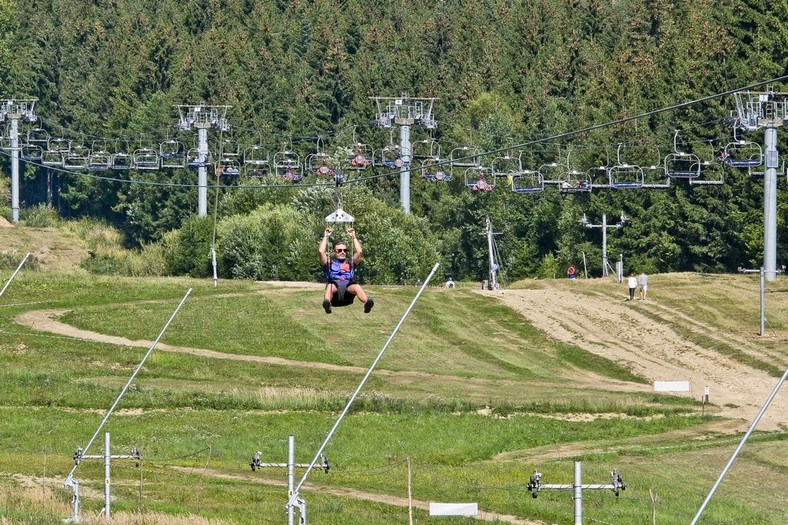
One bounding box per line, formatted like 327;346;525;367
329;280;357;306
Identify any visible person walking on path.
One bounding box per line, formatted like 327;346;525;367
627;273;638;301
638;272;649;300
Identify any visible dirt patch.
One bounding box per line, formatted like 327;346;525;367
1;226;89;271
479;283;787;431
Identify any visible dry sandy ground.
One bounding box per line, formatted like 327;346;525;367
480;283;787;432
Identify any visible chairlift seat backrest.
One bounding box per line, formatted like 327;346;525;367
511;170;543;194
665;153;701;178
133;148;160;170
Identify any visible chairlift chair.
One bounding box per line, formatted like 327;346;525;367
465;166;494;191
26;126;50;149
491;154;520;178
608;144;643;189
609;164;644;189
111;152;133;170
21;144;43;162
586;166;611;190
41;137;70;167
640;146;670;188
274;150;303;181
216;155;242;180
690;160;724;186
346;143;373;170
537;161;565;185
378;144;404;169
665;131;701;179
306;151;332;173
421;157;451;181
63;143;90;171
511;169;544;194
132;147;160;170
559;170;592;194
87;145;111;171
449;146;480;180
243;144;270;177
722;139;762;172
159;139;186;169
186;147;212;169
690;141;724;186
413;138;440;160
110;140;133;170
642;165;671;188
313;157;338;179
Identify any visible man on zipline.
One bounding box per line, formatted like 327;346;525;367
319;227;374;314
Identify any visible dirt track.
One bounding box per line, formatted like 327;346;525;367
13;280;786;432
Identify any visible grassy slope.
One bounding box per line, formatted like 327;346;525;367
0;227;786;525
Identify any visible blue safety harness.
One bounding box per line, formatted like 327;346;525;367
324;258;357;306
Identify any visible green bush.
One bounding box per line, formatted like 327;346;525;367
536;252;560;279
79;251;126;275
161;216;214;278
217;203;315;280
0;251;40;271
20;204;60;228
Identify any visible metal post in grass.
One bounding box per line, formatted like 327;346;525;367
63;289;192;520
249;436;328;525
527;461;626;525
78;432;142;519
737;266;782;336
689;364;788;525
0;252;30;298
286;263;440;523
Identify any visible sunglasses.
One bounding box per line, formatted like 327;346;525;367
334;248;347;253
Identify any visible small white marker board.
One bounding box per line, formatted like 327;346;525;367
429;502;478;516
654;380;691;392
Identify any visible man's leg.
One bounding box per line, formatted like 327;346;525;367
349;284;374;313
323;283;336;313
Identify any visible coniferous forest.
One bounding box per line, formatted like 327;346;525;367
2;0;788;283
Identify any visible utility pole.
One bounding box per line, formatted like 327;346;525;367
734;86;788;282
71;432;141;520
174;105;231;217
1;99;37;223
486;216;500;290
580;212;627;278
250;436;330;525
527;461;626;525
370;95;438;214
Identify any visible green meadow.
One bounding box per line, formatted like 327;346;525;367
0;271;786;524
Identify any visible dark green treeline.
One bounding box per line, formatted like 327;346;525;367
1;0;787;282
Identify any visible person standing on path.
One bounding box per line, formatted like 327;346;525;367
638;272;649;300
627;273;638;301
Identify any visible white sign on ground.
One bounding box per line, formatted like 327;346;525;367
429;502;478;516
654;380;691;392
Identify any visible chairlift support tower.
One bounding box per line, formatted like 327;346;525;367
734;86;788;282
580;212;627;279
0;99;37;223
174;105;231;217
370;95;438;214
